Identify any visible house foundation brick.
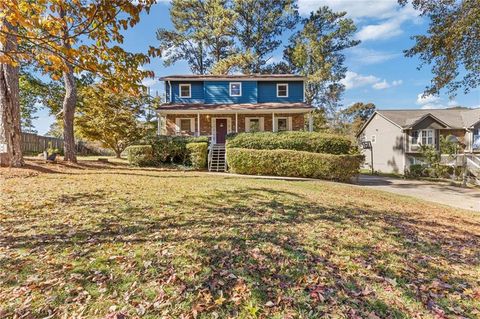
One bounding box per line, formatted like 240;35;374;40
164;113;306;136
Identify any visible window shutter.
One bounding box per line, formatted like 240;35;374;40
288;117;292;130
259;118;264;131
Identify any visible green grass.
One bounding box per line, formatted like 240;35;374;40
1;159;479;318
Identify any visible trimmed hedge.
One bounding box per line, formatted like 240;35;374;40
227;148;364;182
145;135;208;164
126;145;154;167
226;131;353;155
186;142;208;169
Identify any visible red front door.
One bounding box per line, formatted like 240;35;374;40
216;119;227;144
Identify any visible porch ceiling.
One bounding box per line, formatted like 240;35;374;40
156;102;313;114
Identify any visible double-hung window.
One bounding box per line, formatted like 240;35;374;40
229;82;242;96
421;129;434;145
179;84;191;98
277;83;288;97
412;129;434;145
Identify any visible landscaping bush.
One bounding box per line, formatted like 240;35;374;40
126;145;154;167
226;131;353;155
227;148;364;182
406;164;425;178
186;142;208;169
145;135;208;165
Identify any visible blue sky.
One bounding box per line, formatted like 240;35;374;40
33;0;480;134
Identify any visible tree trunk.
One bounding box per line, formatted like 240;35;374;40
115;150;122;158
62;65;77;163
0;19;24;167
60;8;77;163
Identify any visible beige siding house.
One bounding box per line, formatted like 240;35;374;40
357;108;480;174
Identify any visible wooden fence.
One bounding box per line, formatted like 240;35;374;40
21;133;100;155
21;132;64;154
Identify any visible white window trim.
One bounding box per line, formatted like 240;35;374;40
175;117;195;134
275;117;292;131
179;84;191;98
276;83;289;98
211;117;232;144
245;117;264;132
229;82;242;97
411;129;435;146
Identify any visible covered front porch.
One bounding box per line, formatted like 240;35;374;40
156;103;314;144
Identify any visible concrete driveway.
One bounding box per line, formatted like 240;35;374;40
358;175;480;211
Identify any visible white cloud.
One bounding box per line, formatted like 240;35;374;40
342;71;402;91
416;93;440;105
416;93;447;109
341;71;379;89
355;5;420;41
372;79;403;90
348;47;400;65
356;19;404;41
297;0;398;19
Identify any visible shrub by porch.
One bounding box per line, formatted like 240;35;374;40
127;135;208;168
227;148;363;182
226;131;354;154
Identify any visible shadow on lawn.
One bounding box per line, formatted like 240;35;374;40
1;186;479;318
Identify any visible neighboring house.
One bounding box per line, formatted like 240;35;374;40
357;108;480;174
156;74;314;145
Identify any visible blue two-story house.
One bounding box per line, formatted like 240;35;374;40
157;74;314;145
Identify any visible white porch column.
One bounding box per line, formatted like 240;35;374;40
157;115;161;135
197;113;200;137
235;113;238;133
272;113;275;132
308;112;313;132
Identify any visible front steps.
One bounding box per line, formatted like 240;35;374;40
209;144;226;172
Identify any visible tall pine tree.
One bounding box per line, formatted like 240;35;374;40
284;7;359;127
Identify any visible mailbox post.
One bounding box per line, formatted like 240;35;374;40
361;141;373;174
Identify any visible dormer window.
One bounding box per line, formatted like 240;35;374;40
229;82;242;96
179;84;191;98
277;83;288;97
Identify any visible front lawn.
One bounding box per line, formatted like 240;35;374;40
1;159;479;318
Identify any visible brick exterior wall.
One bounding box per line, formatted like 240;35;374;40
164;113;306;136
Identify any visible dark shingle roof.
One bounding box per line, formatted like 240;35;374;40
159;74;305;81
377;108;480;129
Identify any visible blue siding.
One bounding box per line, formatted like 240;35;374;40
165;79;304;104
171;81;205;103
257;81;304;103
205;81;257;104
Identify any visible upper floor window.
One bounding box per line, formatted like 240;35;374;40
179;84;191;98
277;83;288;97
229;82;242;96
412;129;434;145
412;130;419;144
421;129;434;145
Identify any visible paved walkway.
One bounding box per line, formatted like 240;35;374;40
357;175;480;212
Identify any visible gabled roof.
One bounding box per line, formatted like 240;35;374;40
376;109;470;128
159;74;305;81
356;107;480;136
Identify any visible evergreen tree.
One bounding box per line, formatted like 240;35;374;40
229;0;299;74
284;7;359;126
157;0;236;74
